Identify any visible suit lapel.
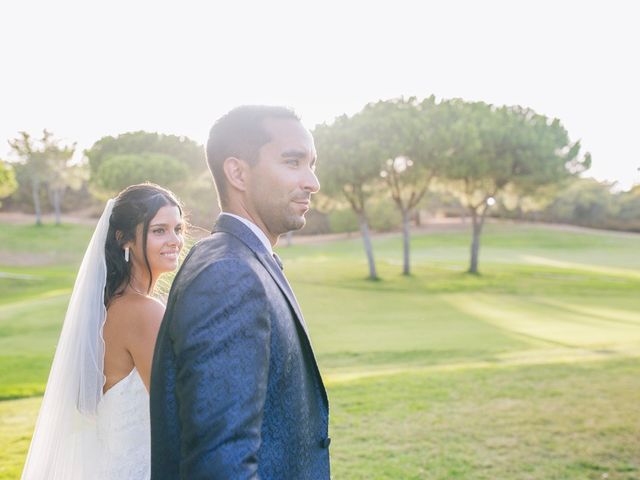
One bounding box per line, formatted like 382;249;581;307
212;215;328;406
212;215;329;405
259;252;311;337
213;215;313;348
256;252;328;407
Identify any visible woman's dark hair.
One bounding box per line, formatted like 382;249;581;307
104;183;183;307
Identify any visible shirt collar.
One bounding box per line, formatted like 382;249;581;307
219;212;273;255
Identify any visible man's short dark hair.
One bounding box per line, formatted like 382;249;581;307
206;105;300;206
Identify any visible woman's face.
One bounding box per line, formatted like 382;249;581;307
129;205;184;279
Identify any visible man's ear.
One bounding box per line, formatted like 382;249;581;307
223;156;249;193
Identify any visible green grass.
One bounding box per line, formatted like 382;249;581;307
1;221;639;479
0;223;93;256
329;358;640;480
0;397;41;480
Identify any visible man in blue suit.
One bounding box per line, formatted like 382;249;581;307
150;105;330;479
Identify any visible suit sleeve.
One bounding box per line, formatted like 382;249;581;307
169;259;270;479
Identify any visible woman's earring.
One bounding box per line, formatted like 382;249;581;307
124;247;130;262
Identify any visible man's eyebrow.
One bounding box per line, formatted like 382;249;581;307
281;149;307;158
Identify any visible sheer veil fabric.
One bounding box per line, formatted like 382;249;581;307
21;199;114;480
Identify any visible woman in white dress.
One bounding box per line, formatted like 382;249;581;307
21;183;185;480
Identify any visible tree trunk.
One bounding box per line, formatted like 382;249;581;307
53;188;61;225
402;209;411;276
32;178;42;226
414;210;421;227
358;213;378;280
459;204;467;225
468;207;486;274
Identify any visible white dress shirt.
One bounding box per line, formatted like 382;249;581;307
219;212;274;255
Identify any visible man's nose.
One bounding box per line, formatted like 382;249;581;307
302;168;320;194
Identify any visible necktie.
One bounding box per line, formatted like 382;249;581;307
272;252;284;270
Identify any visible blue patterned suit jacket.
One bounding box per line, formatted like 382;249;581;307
150;214;330;479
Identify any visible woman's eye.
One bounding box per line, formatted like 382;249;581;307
286;159;299;167
153;228;165;234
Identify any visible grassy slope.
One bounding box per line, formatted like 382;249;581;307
1;222;639;479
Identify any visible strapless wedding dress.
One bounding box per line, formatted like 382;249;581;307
96;368;150;479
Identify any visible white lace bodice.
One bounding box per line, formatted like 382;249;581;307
96;368;150;480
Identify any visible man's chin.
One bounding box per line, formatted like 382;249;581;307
284;215;306;232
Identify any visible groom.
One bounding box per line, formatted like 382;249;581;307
150;106;330;479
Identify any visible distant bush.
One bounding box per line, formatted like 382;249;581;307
328;208;359;233
326;199;403;234
368;199;402;232
494;178;640;233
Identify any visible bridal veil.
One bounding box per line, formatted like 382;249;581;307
21;199;114;479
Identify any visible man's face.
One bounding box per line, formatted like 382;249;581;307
245;118;320;240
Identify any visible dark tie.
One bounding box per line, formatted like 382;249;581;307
272;252;284;270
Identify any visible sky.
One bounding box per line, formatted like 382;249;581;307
1;0;638;189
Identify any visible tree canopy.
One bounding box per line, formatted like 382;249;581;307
436;100;591;273
8;130;81;224
85;131;205;179
314;111;388;279
313;96;591;276
94;153;190;193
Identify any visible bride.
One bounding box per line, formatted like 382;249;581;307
21;183;185;480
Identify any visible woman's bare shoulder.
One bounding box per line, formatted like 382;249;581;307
106;293;166;328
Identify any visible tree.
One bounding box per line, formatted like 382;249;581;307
94;153;190;193
373;96;445;275
85;130;216;226
8;131;51;225
314;113;384;280
8;130;84;225
43;137;84;225
0;160;17;205
85;131;205;180
615;185;640;231
544;178;616;228
439;100;591;274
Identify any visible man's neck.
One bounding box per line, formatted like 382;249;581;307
220;211;277;252
222;203;277;245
